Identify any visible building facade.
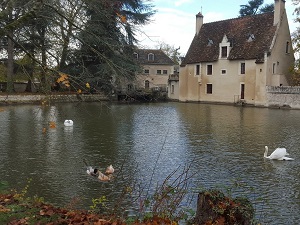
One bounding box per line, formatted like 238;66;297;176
134;49;175;92
179;0;294;106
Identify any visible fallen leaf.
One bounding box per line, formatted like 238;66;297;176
0;205;10;212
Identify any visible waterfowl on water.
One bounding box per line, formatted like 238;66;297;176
105;165;114;174
86;166;98;176
64;120;74;126
84;159;114;181
264;146;294;161
96;170;111;181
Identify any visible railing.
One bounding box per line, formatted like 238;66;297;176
152;84;167;92
234;95;240;103
117;84;167;94
266;86;300;94
168;74;179;81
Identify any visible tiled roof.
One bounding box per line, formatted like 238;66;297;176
181;12;277;66
134;49;174;65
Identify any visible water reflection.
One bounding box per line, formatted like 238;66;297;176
0;102;299;224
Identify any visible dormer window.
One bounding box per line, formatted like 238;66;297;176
208;39;213;46
133;52;138;59
148;53;154;61
219;35;231;59
247;34;255;42
221;47;227;58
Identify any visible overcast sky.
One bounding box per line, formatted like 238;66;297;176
137;0;297;55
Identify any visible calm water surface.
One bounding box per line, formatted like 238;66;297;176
0;102;300;224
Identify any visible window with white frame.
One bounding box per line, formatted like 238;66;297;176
206;83;212;94
196;64;200;75
221;46;227;58
157;70;161;74
163;70;168;74
219;35;231;59
240;62;245;75
144;69;149;74
207;64;213;75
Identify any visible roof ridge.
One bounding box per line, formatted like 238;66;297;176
203;11;274;26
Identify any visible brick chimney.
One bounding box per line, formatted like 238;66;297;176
196;12;203;35
274;0;285;26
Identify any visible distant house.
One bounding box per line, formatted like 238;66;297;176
179;0;294;106
133;49;175;92
116;49;175;101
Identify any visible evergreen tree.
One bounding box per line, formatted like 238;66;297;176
239;0;274;17
0;0;155;94
0;0;43;92
68;0;155;94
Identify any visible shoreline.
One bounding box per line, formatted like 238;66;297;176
1;92;299;110
0;92;110;105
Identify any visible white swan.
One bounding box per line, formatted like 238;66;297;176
105;165;114;174
264;146;294;161
64;120;73;126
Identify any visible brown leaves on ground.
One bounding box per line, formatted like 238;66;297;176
0;193;125;225
0;193;180;225
134;216;177;225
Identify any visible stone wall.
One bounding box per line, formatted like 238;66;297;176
0;93;109;105
266;86;300;109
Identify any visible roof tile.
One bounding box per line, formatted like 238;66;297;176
181;12;276;65
134;49;174;65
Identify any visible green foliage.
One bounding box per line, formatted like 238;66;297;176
289;63;300;86
13;178;32;202
66;0;155;94
0;181;9;193
291;1;300;81
239;0;274;17
0;0;155;94
259;3;274;13
0;64;7;82
293;1;300;69
90;195;107;212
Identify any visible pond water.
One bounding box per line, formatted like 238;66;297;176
0;102;299;224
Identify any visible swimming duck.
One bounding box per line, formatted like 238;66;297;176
86;166;98;176
105;165;114;174
96;170;111;181
64;120;74;126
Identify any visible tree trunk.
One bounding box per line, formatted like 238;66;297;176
192;190;254;225
6;29;14;93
